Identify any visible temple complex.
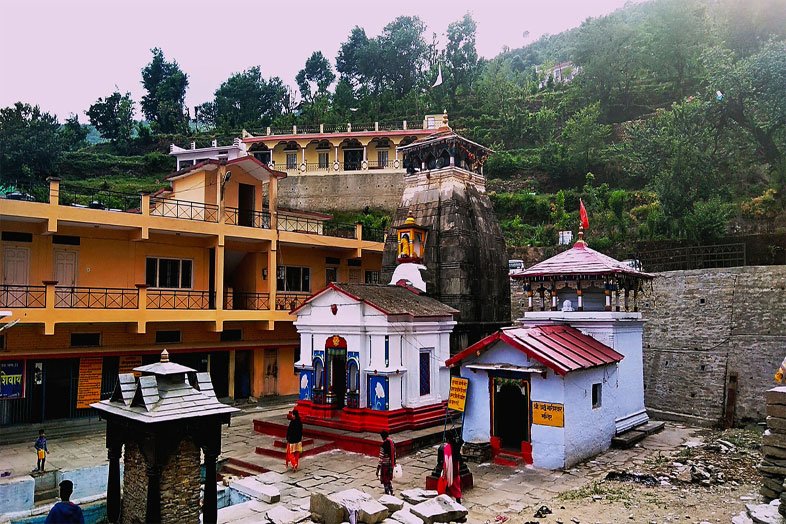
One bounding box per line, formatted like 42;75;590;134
381;114;511;354
448;228;654;469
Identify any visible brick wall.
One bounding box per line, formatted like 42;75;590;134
121;437;201;523
278;171;405;213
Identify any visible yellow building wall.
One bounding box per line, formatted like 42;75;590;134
171;171;211;203
266;135;415;168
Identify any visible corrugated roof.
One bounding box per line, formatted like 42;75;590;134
293;282;458;318
446;324;623;376
512;241;654;280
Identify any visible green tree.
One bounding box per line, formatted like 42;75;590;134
60;114;89;151
445;13;479;105
296;51;336;104
140;48;189;134
378;16;428;96
85;91;135;151
201;67;287;130
562;102;611;173
0;102;63;184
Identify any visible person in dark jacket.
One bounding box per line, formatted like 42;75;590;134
376;431;396;495
286;409;303;471
45;480;84;524
34;429;48;472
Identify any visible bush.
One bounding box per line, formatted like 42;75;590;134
684;199;731;243
486;151;523;179
491;192;551;223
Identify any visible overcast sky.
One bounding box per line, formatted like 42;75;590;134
0;0;631;119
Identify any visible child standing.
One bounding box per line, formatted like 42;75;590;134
34;429;48;472
376;431;396;495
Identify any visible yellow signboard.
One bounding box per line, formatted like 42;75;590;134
76;357;103;409
532;401;564;427
447;377;469;412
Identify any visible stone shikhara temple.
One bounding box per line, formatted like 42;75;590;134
449;229;654;469
92;350;238;524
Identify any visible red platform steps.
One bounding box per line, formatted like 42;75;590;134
218;457;270;479
292;401;451;434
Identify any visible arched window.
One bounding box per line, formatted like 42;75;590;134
314;359;324;389
438;149;451;168
348;360;360;392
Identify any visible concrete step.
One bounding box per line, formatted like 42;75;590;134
492;451;527;467
255;434;336;460
218;457;270;479
272;438;315;449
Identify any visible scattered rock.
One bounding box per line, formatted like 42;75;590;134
534;505;553;518
745;501;783;524
230;476;281;503
379;495;405;513
400;489;439;505
266;505;311;524
409;495;467;524
310;492;345;524
390;508;424;524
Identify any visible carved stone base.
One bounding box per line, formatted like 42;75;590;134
462;442;492;463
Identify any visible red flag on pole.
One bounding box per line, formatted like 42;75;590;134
579;199;589;230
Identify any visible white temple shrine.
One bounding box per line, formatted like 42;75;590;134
448;228;655;469
291;216;458;432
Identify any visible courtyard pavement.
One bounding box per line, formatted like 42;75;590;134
0;407;760;523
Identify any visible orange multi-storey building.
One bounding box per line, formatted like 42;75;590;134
0;156;384;425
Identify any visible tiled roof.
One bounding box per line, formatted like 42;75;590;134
512;241;654;280
446;324;623;376
293;283;458;318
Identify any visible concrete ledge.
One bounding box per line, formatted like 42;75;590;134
646;408;717;427
0;475;34;514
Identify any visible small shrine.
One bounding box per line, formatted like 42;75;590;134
448;222;654;469
92;350;238;524
291;216;458;432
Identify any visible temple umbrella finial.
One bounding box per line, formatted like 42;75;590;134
160;349;170;363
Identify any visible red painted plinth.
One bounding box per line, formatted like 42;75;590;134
293;400;448;433
425;472;473;491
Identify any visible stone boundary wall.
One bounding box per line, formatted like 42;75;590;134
510;265;786;426
277;172;405;213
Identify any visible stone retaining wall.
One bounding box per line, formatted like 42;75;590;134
278;172;405;213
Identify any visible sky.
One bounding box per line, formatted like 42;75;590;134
0;0;631;119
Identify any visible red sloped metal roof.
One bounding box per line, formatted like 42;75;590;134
445;324;623;376
511;241;654;280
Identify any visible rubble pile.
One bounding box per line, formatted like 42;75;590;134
761;387;786;515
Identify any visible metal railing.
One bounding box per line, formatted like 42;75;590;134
225;291;270;310
274;293;308;311
54;287;139;309
366;160;393;170
58;183;141;212
146;289;214;309
637;243;746;272
363;227;387;243
0;285;46;308
323;222;358;239
277;213;357;239
224;207;271;229
149;197;218;222
1;182;49;204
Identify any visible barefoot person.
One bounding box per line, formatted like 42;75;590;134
285;409;303;472
376;431;396;495
440;434;462;503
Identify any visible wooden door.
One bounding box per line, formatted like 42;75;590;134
264;348;278;396
3;246;30;285
54;249;78;286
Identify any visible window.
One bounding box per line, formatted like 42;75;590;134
377;150;388;167
294;345;301;364
277;266;310;292
286;152;297;169
220;329;242;342
156;330;181;344
365;271;380;284
71;333;100;347
427;117;436;129
592;383;602;409
53;235;80;246
1;232;32;243
384;336;389;367
348;268;361;284
419;350;431;396
326;267;338;284
146;258;192;289
318;152;329;168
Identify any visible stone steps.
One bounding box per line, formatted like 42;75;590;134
219;457;270;479
255;435;336;460
611;421;666;449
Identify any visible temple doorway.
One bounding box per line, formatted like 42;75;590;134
493;377;530;451
325;336;348;410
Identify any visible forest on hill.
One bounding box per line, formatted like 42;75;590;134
1;0;785;252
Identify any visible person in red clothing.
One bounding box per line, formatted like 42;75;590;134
285;409;303;472
45;480;84;524
439;434;462;503
376;431;396;495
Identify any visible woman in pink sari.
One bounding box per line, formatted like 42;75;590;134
440;435;462;503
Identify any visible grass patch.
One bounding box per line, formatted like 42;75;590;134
558;480;633;504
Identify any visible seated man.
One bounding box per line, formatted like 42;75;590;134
46;480;84;524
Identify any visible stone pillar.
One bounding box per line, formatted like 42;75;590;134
145;465;161;524
107;446;122;523
577;282;584;312
762;387;786;506
202;452;219;524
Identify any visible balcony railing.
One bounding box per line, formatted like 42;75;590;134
263;120;411;136
225;291;270;310
146;289;214;309
275;293;308;311
278;214;357;239
224;207;271;229
0;285;46;308
323;222;358;239
58;183;141;213
54;287;139;309
363;227;387;243
2;182;49;204
149;197;218;222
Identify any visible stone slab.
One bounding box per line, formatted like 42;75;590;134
310;492;345;524
379;495;405;513
400;489;438;505
230;477;281;503
763;431;786;450
767;405;786;419
391;508;425;524
746;501;785;524
765;446;786;460
266;505;311;524
767;388;786;406
769;418;786;432
409;495;468;524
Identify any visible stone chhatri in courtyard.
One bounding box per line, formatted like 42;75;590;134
92;349;238;524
